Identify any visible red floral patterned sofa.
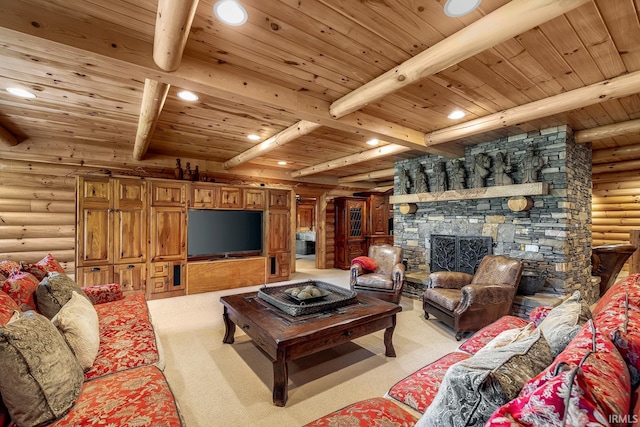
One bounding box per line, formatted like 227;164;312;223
306;274;640;427
0;257;182;427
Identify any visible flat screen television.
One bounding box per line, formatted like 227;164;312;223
187;209;263;259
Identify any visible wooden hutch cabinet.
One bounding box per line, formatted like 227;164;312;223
76;177;147;294
364;192;393;251
334;197;367;269
334;193;392;269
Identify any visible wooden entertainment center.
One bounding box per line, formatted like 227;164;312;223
76;176;293;299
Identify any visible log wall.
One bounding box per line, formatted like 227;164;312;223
0;159;79;273
592;161;640;274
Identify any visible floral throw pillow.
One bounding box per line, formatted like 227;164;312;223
536;290;592;357
36;272;90;319
520;320;630;425
486;367;609;426
22;253;66;281
0;311;84;427
51;291;100;371
0;290;20;326
1;271;39;312
416;327;552;427
0;260;20;277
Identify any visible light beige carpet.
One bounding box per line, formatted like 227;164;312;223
147;259;461;427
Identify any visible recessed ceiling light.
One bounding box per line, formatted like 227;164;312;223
443;0;481;17
247;134;260;141
177;90;199;101
214;0;248;26
366;138;379;146
448;110;466;120
6;87;36;99
277;161;287;165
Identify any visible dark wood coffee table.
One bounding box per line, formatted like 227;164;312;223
221;291;401;406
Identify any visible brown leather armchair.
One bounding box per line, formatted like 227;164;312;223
423;255;523;340
350;244;405;304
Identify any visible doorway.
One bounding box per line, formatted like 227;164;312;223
295;196;317;270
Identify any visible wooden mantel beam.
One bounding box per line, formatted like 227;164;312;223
338;168;395;183
424;70;640;147
292;145;409;178
575;119;640;143
0;123;19;146
224;121;321;170
153;0;199;71
132;79;170;161
329;0;589;119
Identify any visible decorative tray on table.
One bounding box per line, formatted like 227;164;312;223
257;280;358;316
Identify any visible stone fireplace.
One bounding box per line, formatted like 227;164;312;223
393;126;595;311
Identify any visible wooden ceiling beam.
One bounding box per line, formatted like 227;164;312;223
223;121;321;170
425;70;640;147
575;119;640;143
329;0;590;119
292;145;410;178
132;79;170;161
0;123;19;146
153;0;199;71
338;168;395;184
0;6;434;155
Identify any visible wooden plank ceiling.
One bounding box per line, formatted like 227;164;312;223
0;0;639;189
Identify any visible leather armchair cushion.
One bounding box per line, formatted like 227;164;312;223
356;274;394;290
429;271;473;290
471;256;522;286
424;288;461;312
368;245;401;273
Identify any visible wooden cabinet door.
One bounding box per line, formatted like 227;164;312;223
113;263;146;294
191;184;218;208
113;179;147;264
219;187;243;208
368;194;388;235
76;265;113;287
150;207;186;261
151;182;186;207
77;177;112;266
244;188;265;210
268;210;290;253
268;189;290;209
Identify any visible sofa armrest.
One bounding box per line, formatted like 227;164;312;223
529;305;553;326
455;284;515;315
82;283;124;305
428;271;474;289
392;263;406;287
